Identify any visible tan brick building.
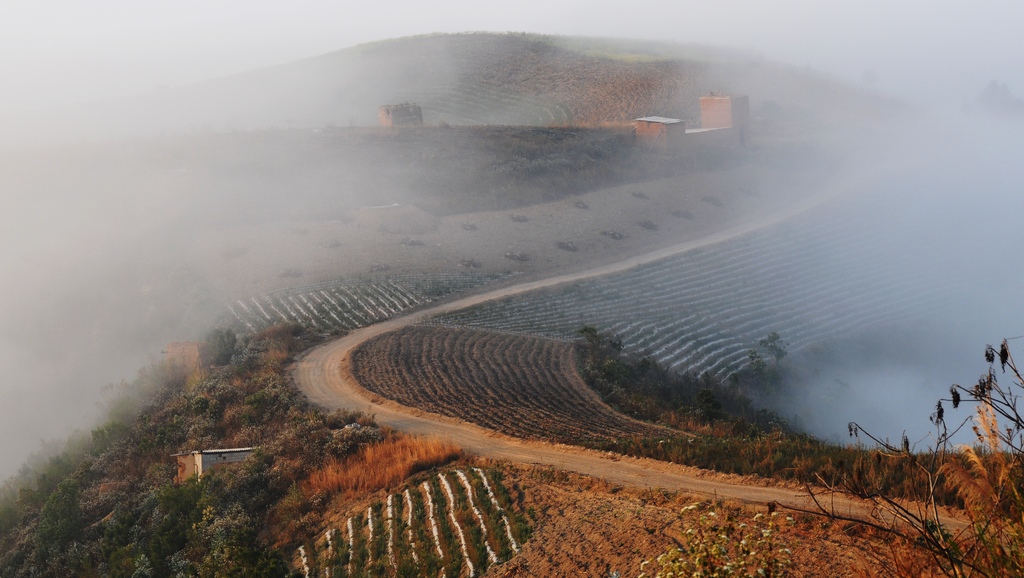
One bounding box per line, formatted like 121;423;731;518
699;94;750;144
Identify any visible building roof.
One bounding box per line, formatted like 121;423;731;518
171;447;255;457
635;116;683;124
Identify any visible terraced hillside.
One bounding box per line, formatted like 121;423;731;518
433;187;964;376
350;326;664;443
9;32;893;147
299;467;529;578
227;273;508;333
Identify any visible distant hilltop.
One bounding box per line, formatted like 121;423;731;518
1;32;896;148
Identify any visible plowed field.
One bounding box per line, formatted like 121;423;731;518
349;326;663;443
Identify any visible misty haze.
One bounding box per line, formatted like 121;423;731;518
2;4;1023;576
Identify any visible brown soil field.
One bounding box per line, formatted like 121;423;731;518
487;463;892;578
312;460;904;577
350;326;664;443
190;160;831;302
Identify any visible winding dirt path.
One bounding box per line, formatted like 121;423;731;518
291;170;891;515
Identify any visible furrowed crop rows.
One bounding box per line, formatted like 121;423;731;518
412;80;572;126
432;192;960;376
227;273;507;333
350;326;662;443
299;467;528;578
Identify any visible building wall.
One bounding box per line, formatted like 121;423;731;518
175;453;201;484
635;121;684;149
700;96;735;129
685;127;737;148
166;342;208;375
699;95;750;145
378;104;424;127
174;449;253;483
200;450;253;474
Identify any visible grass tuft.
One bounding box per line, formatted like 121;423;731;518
304;435;461;497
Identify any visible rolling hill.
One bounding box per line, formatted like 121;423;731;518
2;32;894;149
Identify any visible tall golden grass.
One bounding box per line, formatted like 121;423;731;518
305;435;462;497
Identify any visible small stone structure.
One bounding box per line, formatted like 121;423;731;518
634;116;686;149
699;94;750;144
378;103;424;127
173;447;254;484
165;342;209;375
635;94;751;150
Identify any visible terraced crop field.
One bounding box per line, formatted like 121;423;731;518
414;80;572;126
350;326;663;443
298;467;528;578
227;273;507;333
432;191;962;376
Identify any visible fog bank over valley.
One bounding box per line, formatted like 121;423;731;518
0;21;1023;481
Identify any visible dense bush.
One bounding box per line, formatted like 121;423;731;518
576;325;786;429
640;504;793;578
0;324;385;577
577;326;964;500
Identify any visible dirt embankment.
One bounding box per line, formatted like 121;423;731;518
487;464;885;577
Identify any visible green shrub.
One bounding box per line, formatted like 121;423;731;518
640;504;793;578
206;328;238;365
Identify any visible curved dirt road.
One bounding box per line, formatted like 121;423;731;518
292;172;888;515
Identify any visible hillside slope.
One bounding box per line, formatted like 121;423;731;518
2;32;893;148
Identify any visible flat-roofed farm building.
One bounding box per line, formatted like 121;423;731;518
173;447;254;483
634;116;685;149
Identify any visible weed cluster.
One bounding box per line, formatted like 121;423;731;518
816;339;1024;577
640;503;793;578
304;435;461;498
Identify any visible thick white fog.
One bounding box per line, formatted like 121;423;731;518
2;1;1022;112
778;117;1024;445
2;1;1024;480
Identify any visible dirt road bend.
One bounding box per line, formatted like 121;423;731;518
291;172;891;514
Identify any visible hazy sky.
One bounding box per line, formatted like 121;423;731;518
2;0;1023;112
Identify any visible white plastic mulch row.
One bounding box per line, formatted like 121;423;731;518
438;473;475;577
473;467;519;553
457;470;499;564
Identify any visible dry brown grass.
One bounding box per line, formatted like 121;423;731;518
304;434;462;497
